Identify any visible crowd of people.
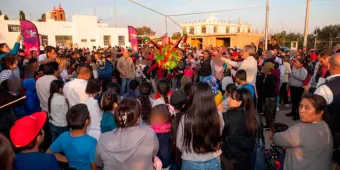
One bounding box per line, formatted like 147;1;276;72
1;34;340;170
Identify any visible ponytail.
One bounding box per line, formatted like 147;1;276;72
156;78;170;104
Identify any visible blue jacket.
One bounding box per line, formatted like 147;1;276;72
100;112;117;133
22;78;40;115
98;60;113;78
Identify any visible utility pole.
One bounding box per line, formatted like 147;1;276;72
114;0;117;27
314;37;317;49
165;16;168;35
264;0;269;50
303;0;311;51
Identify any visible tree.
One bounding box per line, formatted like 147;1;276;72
19;10;25;20
136;26;155;36
38;13;46;22
314;25;340;41
0;10;2;15
4;15;8;20
171;32;181;39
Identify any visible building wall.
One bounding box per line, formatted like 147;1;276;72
0;15;130;49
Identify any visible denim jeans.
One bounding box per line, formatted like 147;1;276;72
49;123;68;142
120;78;131;95
182;157;221;170
253;138;265;170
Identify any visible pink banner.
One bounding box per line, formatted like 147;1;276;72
20;20;40;56
128;26;138;52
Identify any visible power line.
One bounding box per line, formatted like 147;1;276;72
167;6;265;17
127;0;166;16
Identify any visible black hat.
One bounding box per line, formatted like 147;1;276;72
170;90;187;109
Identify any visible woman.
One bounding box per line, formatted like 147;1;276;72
286;58;308;120
273;94;333;170
176;82;221;170
95;98;159;170
153;78;172;107
0;35;21;60
221;88;258;170
305;50;331;93
137;82;154;125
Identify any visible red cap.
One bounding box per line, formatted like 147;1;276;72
10;112;47;148
310;53;317;61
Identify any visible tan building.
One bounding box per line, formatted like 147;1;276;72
181;15;264;48
50;4;66;21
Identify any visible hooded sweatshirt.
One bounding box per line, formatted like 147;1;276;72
22;78;40;115
95;126;159;170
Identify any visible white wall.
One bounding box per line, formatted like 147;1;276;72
0;15;130;49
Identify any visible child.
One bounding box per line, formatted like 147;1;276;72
122;79;140;99
22;76;40;115
265;122;288;170
0;134;15;170
220;83;237;111
262;62;278;129
99;90;119;133
150;104;175;169
203;75;223;107
138;82;154;125
235;69;255;101
170;90;187;168
10;112;60;170
0;55;18;84
48;80;69;142
153;78;172;107
84;79;102;141
2;78;26;119
47;104;97;170
106;82;120;94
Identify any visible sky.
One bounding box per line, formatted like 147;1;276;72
1;0;339;36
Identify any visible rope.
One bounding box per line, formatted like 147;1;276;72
167;6;265;16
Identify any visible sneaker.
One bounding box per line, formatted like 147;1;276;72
276;107;280;112
285;104;290;107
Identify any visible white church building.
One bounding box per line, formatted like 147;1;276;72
0;6;130;49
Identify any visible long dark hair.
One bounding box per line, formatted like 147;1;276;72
48;80;65;114
138;82;153;124
183;82;221;153
0;134;14;170
157;78;170;104
229;88;257;134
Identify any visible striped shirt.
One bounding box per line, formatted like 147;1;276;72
0;70;14;85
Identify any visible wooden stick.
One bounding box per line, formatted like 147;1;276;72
0;96;26;109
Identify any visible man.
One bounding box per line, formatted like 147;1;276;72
38;46;57;64
36;62;59;112
97;49;113;91
116;49;135;95
220;45;258;86
314;53;340;164
63;64;92;107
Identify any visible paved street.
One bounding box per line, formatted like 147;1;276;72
263;104;299;148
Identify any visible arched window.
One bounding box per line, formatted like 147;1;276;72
60;14;63;20
214;26;217;33
202;26;206;34
226;27;230;33
190;27;194;34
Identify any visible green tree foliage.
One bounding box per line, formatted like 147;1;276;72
4;15;9;20
19;10;26;20
38;13;46;22
0;10;2;15
171;32;181;39
136;26;155;36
